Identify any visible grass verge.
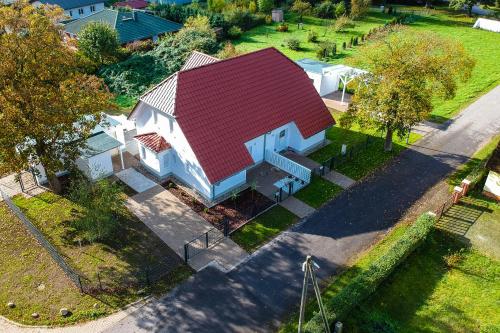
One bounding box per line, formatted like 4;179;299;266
294;176;343;208
231;205;298;252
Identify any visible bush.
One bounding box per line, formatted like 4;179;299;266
316;41;332;59
350;0;371;19
342;41;346;49
315;0;335;18
68;176;126;242
265;14;273;24
257;0;273;13
276;23;289;32
217;42;241;59
307;30;318;42
153;3;226;28
334;1;346;18
304;213;436;332
334;15;354;32
227;25;243;39
125;40;154;53
286;38;301;50
78;22;119;65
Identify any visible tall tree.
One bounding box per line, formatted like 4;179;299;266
78;21;119;66
341;27;474;151
449;0;476;16
0;1;114;192
291;0;312;23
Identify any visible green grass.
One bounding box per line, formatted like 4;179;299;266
110;94;136;116
309;111;421;180
294;176;343;208
3;191;191;325
231;205;298;252
448;134;500;189
279;221;413;333
235;8;500;122
344;229;500;333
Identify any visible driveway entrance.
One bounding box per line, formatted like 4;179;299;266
126;185;248;271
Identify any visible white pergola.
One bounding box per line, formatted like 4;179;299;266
327;65;367;104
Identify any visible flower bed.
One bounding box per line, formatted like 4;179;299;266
163;181;275;232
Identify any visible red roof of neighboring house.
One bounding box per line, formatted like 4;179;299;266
134;132;171;153
114;0;148;9
174;48;334;183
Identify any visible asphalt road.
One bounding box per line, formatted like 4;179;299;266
105;85;500;333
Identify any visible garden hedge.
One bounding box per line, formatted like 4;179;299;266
304;213;436;332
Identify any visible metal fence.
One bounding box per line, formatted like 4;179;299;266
312;135;379;177
0;187;178;294
184;220;228;263
265;150;312;183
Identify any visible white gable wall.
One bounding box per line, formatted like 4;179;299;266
304;71;339;96
134;102;213;199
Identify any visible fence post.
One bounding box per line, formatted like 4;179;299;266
279;187;283;202
184;242;189;263
288;181;293;196
223;218;229;237
453;186;463;204
205;231;209;248
77;275;83;294
461;179;471;196
97;272;103;290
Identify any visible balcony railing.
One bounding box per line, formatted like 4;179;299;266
265;150;312;183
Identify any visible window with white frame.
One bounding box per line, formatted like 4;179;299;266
78;8;84;15
90;5;96;12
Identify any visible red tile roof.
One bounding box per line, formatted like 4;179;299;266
114;0;148;9
134;132;171;153
174;48;335;183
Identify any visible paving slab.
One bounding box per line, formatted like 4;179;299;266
323;170;356;189
279;196;315;218
127;185;248;271
116;168;157;193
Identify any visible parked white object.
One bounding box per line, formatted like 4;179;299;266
473;18;500;33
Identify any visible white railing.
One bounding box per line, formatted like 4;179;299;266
265;150;312;183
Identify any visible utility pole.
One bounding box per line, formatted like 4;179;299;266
298;256;331;333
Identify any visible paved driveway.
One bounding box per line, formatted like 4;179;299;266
127;185;247;271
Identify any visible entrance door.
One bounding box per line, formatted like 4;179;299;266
276;129;288;152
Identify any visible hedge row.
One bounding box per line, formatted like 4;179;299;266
304;213;436;332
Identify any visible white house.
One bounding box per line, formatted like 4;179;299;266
35;0;105;19
128;48;335;204
34;114;135;184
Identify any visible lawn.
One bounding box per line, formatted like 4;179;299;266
231;205;298;252
235;8;500;122
294;176;343;208
343;228;500;333
4;191;191;325
309;111;422;180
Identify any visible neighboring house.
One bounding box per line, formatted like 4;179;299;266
34;0;105;19
114;0;149;10
296;58;366;99
63;8;182;44
34;114;136;184
483;143;500;201
128;48;335;204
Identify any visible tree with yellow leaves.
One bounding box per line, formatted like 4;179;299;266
0;1;114;192
341;27;475;151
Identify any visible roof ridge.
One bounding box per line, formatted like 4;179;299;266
178;47;278;75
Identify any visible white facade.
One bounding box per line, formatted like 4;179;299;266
133;102;327;202
32;1;105;20
303;70;339;97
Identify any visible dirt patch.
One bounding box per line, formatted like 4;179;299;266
163;181;274;231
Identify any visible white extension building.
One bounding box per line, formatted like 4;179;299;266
128;48;335;204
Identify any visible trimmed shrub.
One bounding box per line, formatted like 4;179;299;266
353;36;359;46
265;14;273;24
316;41;332;59
276;23;289;32
307;30;318;42
342;41;346;49
227;25;243;39
315;0;335;19
286;38;301;50
332;42;337;55
304;213;436;332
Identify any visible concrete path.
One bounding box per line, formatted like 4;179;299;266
127;185;248;271
102;85;500;333
279;197;315;218
323;170;356;189
115;168;157;193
